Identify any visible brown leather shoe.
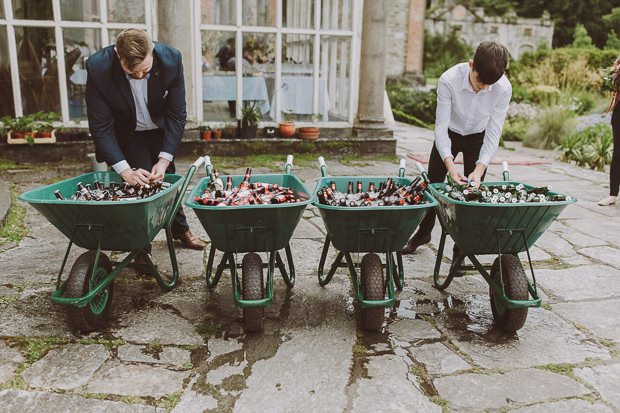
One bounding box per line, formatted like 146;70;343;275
133;253;154;274
173;230;205;250
401;232;431;255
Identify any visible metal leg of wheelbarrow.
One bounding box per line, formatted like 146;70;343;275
433;229;464;290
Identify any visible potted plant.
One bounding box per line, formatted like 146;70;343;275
299;113;323;141
199;125;211;140
32;111;61;139
212;125;223;140
222;122;237;139
240;101;261;139
279;110;296;138
2;114;36;145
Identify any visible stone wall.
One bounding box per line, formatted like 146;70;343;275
386;0;410;76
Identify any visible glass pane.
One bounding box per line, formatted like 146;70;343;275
242;32;274;121
279;33;315;122
15;27;60;115
64;28;102;121
12;0;53;20
0;4;5;19
242;0;276;27
61;0;100;22
202;30;237;121
107;0;144;23
0;26;15;117
283;0;314;29
321;0;352;31
201;0;236;25
109;29;123;45
320;36;350;121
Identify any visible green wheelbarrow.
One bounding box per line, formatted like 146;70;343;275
184;155;312;332
18;157;206;332
313;157;438;331
416;161;578;332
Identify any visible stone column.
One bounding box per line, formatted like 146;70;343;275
353;0;393;138
158;0;195;123
405;0;425;83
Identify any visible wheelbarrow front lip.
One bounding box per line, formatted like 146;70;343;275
428;181;578;207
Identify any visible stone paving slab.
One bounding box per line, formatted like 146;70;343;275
434;369;590;411
351;354;442;413
387;318;441;342
22;344;109;390
552;299;620;344
573;363;620;407
511;398;614;413
86;360;190;398
536;265;620;301
171;375;218;413
435;307;610;370
408;342;472;375
114;307;204;346
578;246;620;269
117;344;191;366
0;340;25;383
0;389;160;413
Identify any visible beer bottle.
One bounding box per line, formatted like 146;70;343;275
54;190;65;200
356;181;363;194
527;185;551;195
225;176;233;191
330;180;337;192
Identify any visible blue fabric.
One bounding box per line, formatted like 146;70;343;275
202;75;270;114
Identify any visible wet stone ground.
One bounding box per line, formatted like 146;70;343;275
1;123;619;412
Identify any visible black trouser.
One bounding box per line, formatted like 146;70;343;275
122;129;190;252
415;130;487;243
610;103;619;197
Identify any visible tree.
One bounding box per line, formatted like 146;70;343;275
605;30;620;51
572;23;594;48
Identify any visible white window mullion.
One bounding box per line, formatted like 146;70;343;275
349;0;361;123
235;0;242;119
312;0;320;119
146;0;155;39
193;0;203;124
52;0;69;122
100;0;109;45
4;0;22;117
274;0;282;123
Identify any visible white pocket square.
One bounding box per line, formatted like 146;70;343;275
162;90;168;98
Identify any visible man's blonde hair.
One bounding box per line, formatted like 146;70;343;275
116;29;153;69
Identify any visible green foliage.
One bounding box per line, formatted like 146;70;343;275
502;118;528;141
522;107;576;149
572;24;594;49
605;30;620;50
423;30;473;79
561;123;614;171
386;85;437;125
528;85;562;105
0;185;29;245
392;109;433;130
240;101;261;128
510;84;531;103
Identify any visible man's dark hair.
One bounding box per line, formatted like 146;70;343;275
472;41;508;85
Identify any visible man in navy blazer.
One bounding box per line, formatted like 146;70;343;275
86;29;204;254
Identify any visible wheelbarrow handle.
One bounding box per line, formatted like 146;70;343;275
204;155;213;176
317;156;327;177
398;158;406;178
415;161;430;183
502;161;510;182
192;156;205;169
286;154;294;174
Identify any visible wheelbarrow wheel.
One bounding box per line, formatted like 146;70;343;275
489;254;528;332
242;253;264;332
65;251;114;332
361;253;385;331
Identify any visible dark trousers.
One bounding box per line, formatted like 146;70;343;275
610;103;620;196
122;129;190;250
416;130;487;241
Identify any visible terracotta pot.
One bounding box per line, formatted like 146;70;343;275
223;128;236;139
36;131;52;138
201;131;211;140
298;127;319;141
11;131;25;139
279;122;296;138
212;130;222;140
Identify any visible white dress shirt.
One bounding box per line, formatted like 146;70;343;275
434;62;512;167
111;75;174;174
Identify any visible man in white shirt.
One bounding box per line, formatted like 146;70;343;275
86;29;205;260
402;41;512;269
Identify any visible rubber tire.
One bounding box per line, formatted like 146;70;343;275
360;253;385;331
489;254;528;332
242;253;264;332
64;251;114;332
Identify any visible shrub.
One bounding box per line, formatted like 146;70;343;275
511;84;531;103
502;118;528;141
423;30;473;79
528;85;562;105
561;122;613;171
387;87;437;125
522;107;576;149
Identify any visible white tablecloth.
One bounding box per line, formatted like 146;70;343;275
202;74;270;114
269;76;329;120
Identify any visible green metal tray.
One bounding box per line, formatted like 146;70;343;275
184;173;312;253
313;176;438;253
18;171;184;251
428;182;577;255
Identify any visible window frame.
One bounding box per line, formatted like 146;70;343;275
193;0;361;127
0;0;156;123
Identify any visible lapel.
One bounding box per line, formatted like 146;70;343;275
112;56;136;125
147;53;161;113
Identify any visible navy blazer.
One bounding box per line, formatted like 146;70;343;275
86;42;187;165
